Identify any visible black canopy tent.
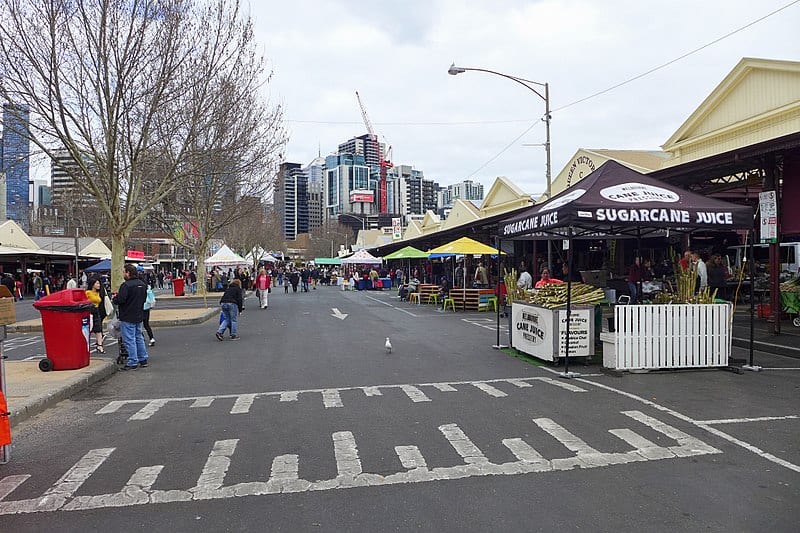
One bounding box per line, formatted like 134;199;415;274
496;160;755;376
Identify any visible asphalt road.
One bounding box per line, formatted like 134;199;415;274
2;286;798;532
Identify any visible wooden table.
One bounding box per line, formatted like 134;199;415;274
417;284;438;303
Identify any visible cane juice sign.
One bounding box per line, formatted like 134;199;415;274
557;309;592;356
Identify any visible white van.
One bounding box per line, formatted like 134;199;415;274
727;242;800;276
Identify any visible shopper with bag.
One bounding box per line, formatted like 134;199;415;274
85;276;109;353
143;284;157;346
112;264;149;370
255;268;271;309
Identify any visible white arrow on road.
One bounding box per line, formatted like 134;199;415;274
331;308;348;320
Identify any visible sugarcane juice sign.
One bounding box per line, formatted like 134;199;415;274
558;309;592;356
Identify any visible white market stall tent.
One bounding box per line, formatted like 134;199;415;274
205;245;249;268
340;249;382;265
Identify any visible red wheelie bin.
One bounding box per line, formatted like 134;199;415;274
173;277;185;296
33;289;95;372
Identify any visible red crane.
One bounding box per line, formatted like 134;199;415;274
355;91;392;214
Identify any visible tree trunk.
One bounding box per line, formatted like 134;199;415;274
196;244;208;307
111;233;127;291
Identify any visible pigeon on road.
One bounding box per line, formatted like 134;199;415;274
385;337;392;354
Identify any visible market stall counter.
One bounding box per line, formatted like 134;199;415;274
511;301;595;363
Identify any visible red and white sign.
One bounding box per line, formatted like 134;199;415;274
126;250;145;259
350;190;374;203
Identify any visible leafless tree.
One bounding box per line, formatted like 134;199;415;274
306;221;354;259
220;208;286;270
0;0;285;288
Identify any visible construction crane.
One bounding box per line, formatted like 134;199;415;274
355;91;392;214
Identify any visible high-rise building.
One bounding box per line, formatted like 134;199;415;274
386;164;437;222
305;156;325;231
275;162;308;240
437;179;484;209
337;134;384;168
1;104;31;229
50;149;96;208
324;153;372;220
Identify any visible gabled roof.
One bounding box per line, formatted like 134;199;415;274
402;220;424;239
0;220;39;250
440;199;481;230
419;210;442;234
479;176;531;217
32;236;111;258
662;57;800;152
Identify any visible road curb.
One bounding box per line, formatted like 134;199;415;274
9;359;118;428
7;308;219;333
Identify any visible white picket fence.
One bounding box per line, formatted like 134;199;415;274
611;303;732;370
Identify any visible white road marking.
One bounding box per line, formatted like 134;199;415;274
696;415;799;425
502;438;547;464
230;394;257;414
0;475;30;501
361;294;418;317
439;424;489;464
538;368;800;474
191;397;215;408
400;385;431;403
96;376;582;419
331;308;348;320
129;400;169;421
532;376;587;393
0;413;720;514
333;431;362;477
472;382;508;397
395;446;428;470
322;389;343;408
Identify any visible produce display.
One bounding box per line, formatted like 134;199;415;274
527;282;605;309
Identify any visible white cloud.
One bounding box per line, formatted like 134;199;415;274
252;0;800;195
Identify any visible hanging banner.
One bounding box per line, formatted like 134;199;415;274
759;191;778;243
392;217;402;239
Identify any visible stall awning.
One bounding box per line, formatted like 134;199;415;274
499;160;754;240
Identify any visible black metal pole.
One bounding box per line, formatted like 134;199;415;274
749;227;755;367
564;228;574;376
495;238;502;348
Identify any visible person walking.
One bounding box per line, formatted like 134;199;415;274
143;283;156;346
255;267;271;309
85;277;108;353
216;278;244;340
112;264;149;370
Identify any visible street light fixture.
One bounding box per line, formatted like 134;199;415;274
448;63;553;269
337;213;366;230
448;63;551;200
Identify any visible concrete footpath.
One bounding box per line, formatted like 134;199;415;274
3;305;219;428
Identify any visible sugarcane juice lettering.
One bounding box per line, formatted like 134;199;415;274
695;211;733;224
595;208;689;223
517;310;545;344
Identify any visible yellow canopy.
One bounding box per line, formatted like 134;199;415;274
428;237;500;256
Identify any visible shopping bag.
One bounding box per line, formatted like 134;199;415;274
103;295;114;316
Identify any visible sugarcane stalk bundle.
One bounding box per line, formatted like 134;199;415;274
503;268;527;304
528;283;605;309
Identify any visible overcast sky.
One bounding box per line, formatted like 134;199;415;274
250;0;799;197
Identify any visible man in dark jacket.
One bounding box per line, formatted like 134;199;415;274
112;264;149;369
216;278;244;340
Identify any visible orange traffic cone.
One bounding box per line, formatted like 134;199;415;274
0;391;10;446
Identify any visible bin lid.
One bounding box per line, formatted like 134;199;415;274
33;288;95;312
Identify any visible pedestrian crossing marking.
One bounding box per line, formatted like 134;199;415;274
95;375;586;420
0;411;721;515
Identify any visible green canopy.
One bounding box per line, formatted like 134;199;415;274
314;257;342;265
382;246;429;260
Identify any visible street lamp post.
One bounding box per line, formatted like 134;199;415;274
448;63;552;269
337;213;366;230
